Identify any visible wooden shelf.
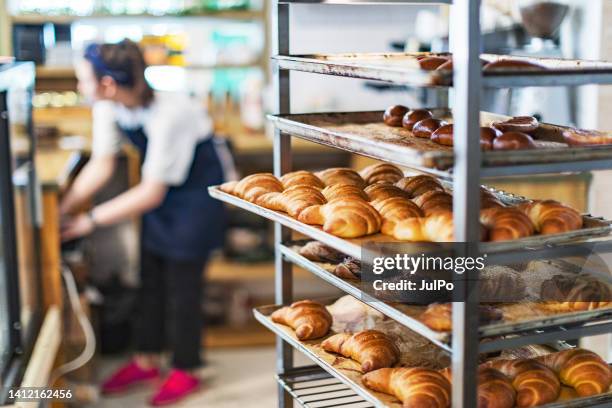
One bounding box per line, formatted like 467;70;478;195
11;10;264;24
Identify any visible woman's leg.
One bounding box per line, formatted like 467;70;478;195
165;256;206;370
134;248;167;364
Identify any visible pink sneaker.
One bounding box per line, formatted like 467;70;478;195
101;360;160;395
150;369;200;406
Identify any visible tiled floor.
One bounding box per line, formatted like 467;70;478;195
89;347;280;408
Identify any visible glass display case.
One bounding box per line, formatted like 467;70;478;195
0;62;41;401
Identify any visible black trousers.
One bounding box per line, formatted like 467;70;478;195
134;249;207;369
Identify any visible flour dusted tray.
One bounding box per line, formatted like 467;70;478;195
208;186;612;259
268;110;612;174
274;52;612;88
254;299;612;408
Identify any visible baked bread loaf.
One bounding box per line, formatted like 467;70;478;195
413;190;453;216
316;168;366;189
321;330;400;373
258;185;326;218
298;199;382;238
536;349;612;397
363;367;451;408
493;132;536;150
483;59;546;71
485;359;560;408
271;300;332;341
360;163;404;185
334;258;361;279
419;303;503;332
233;173;283;203
298;241;345;264
402;109;433;130
540;274;612;312
491;116;539;134
395;175;444;197
480;266;527;302
562;128;612;146
480;126;503;151
372;197;423;222
280;170;325;189
441;367;516;408
431;124;454;146
413;118;446;138
365;183;412;203
322;184;369;202
382;212;454;242
384;105;410;127
518;200;583;235
480;207;536;241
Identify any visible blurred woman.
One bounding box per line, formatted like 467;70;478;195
61;39;234;405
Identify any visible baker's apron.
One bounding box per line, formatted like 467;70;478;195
119;126;226;261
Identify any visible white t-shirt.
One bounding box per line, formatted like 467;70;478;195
91;92;214;186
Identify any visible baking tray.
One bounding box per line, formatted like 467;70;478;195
274;52;612;88
281;244;612;347
255;301;612;408
268;110;612;173
208;186;611;258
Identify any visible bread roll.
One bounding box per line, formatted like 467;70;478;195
402;109;433;131
493;132;536;150
413;118;446;138
383;105;410;127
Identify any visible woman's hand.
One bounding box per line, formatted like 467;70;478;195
61;213;95;242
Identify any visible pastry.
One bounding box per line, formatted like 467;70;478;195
413;190;453;216
419;303;503;332
219;180;238;194
413;118;446;138
360;163;404;185
280;170;325;189
562;128;612;146
372;196;423;222
298;241;345;264
363;367;451;408
382;212;454;242
365;183;412;203
321;330;400;373
322;184;369;202
233;173;283;203
483;59;546;71
298;199;382;238
536;349;612;397
517;200;583;235
480;188;505;209
540;274;612;312
493;132;536;150
419;56;451;71
480;126;503;151
257;185;326;218
480;266;527;302
491;116;539;134
485;359;560;408
334;258;361;279
480;207;536;241
402;109;433;131
441;367;516;408
431;124;454;146
315;168;366;189
384;105;410;127
270;300;332;341
395;175;444;197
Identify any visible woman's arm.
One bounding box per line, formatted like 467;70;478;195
60;155;116;215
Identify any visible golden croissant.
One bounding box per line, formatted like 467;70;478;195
321;330;399;373
257;185;326;218
270;300;332;341
360;163;404;185
382;212;454;242
233;173;283;204
372;197;423;222
298;199;382;238
518;200;583;235
365;183;412;203
315;168;366;188
395;175;444;197
480;207;535;242
280;170;325;189
322;184;369;202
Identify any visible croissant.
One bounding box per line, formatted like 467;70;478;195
419;303;503;332
372;197;423;222
441;367;516;408
362;367;451;408
322;184;369;202
365;183;412;203
536;349;612;397
257;185;326;218
382;212;454;242
486;359;560;408
540;274;612;312
395;175;444;197
219;180;239;194
413;190;453;216
321;330;399;373
518;200;583;235
360;163;404;185
233;173;283;203
270;300;332;341
481;189;506;209
480;207;535;241
298;199;382;238
280;170;325;189
315;168;366;188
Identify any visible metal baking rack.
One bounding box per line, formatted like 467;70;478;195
208;1;612;406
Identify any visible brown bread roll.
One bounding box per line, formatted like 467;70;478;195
402;109;433;130
491;116;539;134
383;105;410;127
298;241;345;264
270;300;332;340
321;330;400;373
431;124;454;146
413;118;446;138
480;126;503;151
493;132;536;150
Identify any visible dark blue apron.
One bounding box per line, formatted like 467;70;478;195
119;126;226;261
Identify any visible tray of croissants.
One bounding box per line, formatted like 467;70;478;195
210;163;611;256
269;108;612;172
255;296;612;408
288;240;612;341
